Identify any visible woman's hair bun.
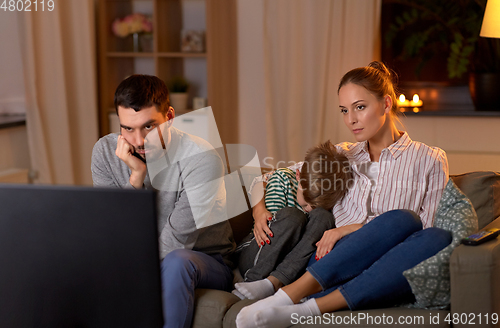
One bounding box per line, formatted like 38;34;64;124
368;61;398;86
368;61;391;77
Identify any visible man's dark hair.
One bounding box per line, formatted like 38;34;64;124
114;75;170;115
300;140;352;211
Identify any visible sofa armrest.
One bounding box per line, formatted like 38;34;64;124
450;216;500;327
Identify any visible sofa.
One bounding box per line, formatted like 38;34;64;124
191;171;500;328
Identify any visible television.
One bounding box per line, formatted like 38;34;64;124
0;184;163;327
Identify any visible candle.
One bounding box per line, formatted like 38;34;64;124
410;94;423;107
397;93;423;110
397;94;410;107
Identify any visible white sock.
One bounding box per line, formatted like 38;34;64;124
234;278;275;300
254;299;321;328
232;289;246;300
236;289;293;328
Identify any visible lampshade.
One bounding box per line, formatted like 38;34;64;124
480;0;500;38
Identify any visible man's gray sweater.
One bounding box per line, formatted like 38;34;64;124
91;127;235;265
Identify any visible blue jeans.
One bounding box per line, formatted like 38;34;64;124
161;249;233;328
307;209;452;310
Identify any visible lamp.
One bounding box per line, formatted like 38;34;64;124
470;0;500;111
480;0;500;38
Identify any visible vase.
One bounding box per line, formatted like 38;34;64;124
132;33;140;52
140;34;153;52
469;73;500;111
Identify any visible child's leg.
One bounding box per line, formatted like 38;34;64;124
270;207;335;285
233;233;262;300
237;232;259;279
240;207;307;282
235;207;307;299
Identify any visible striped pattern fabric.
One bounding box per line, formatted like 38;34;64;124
256;132;448;229
264;168;302;214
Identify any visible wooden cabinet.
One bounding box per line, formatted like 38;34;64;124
401;116;500;174
97;0;238;144
0;122;30;184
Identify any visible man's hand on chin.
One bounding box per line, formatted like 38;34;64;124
115;135;147;189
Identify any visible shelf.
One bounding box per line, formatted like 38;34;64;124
107;52;155;57
97;0;238;143
158;52;206;58
106;52;205;58
403;110;500;117
0;114;26;130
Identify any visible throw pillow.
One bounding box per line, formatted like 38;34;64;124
451;171;500;230
403;179;478;309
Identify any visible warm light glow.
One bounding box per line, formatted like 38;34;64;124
397;93;423;109
397;94;410;108
409;93;423;107
480;0;500;38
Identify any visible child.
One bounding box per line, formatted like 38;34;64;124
233;140;352;300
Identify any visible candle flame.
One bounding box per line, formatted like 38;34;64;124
399;94;406;102
413;94;419;102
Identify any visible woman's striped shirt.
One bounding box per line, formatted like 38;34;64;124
252;132;448;229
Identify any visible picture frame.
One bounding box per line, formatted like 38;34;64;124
181;30;205;53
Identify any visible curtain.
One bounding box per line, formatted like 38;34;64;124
263;0;381;166
0;13;26;115
17;0;99;185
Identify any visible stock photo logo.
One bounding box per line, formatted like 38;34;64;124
144;107;264;229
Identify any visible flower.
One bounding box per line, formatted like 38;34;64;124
112;13;153;38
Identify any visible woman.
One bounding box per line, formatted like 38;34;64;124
236;61;452;328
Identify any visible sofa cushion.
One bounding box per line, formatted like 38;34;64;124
450;171;500;229
403;179;478;309
192;289;241;328
449;217;500;318
222;299;257;328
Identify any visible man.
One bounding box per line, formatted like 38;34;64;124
91;75;235;328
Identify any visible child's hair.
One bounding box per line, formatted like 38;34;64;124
299;141;352;211
338;61;401;118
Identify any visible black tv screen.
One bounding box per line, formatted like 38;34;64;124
0;184;163;327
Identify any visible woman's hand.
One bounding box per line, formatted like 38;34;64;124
252;199;273;247
315;224;363;260
315;228;343;260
